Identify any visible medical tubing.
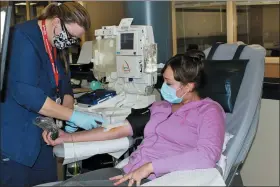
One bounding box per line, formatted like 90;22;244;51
132;81;142;95
69;134;83;185
113;77;125;94
107;72;118;81
33;116;59;140
108;92;127;124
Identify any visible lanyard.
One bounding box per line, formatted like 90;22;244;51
42;19;59;91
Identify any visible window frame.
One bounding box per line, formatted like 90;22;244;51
172;0;280;65
229;1;279;64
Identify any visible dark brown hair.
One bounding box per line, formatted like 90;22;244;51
162;49;206;92
38;2;91;73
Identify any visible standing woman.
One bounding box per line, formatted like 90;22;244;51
0;2;104;186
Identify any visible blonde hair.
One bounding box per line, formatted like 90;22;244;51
38;2;91;73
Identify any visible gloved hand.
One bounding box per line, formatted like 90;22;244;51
66;111;105;132
65;121;78;133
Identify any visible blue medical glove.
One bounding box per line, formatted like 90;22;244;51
68;111;105;130
65;121;78;133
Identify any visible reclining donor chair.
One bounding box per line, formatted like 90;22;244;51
38;43;265;186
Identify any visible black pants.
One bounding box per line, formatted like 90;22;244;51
56;168;150;186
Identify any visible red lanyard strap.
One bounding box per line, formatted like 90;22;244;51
42;19;59;89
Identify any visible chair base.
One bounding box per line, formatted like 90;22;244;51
230;173;244;187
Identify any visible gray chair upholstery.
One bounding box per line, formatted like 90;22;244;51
203;43;265;184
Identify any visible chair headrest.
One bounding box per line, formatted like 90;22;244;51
199;43;249;113
203;43;265;134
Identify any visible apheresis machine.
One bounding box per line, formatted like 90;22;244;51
74;18;158;123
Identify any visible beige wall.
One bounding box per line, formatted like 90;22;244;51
176;10;249;38
262;6;279;46
237;12;248;34
0;1;8;7
176;11;227;38
83;1;125;41
241;99;279;186
176;5;279;43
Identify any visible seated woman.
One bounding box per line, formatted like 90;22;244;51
43;50;225;186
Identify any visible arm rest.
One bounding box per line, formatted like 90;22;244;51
53;137;135;164
53;144;64;158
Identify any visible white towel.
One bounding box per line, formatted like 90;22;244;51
142;168;226;186
62;137;129;165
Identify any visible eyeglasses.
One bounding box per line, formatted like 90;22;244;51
60;20;80;45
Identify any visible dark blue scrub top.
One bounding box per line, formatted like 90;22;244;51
0;19;73;167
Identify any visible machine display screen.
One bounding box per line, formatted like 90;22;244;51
120;33;134;50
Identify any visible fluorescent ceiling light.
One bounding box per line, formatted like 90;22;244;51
175;2;226;8
15;2;37;6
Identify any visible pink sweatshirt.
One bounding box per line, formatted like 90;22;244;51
123;98;225;180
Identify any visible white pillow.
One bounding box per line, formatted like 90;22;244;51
217;154;227;176
223;132;234;153
216;132;234;176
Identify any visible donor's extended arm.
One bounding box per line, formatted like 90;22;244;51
43;120;133;146
43;104;152;145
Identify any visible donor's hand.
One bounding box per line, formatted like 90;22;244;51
42;129;71;146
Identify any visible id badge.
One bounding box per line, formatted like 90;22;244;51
56;97;61;105
55;97;63;128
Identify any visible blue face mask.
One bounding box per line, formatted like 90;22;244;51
160;82;186;104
